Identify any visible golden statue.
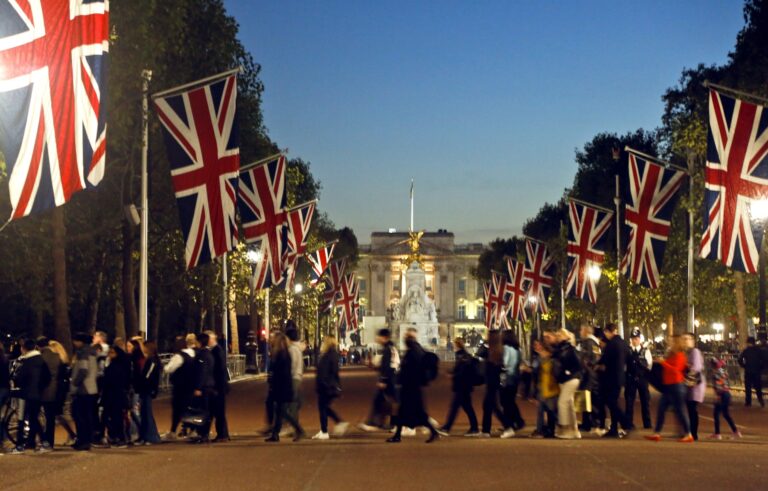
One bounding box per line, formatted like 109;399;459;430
404;230;424;265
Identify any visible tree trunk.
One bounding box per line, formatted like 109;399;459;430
734;272;748;347
122;221;138;338
229;286;239;354
87;252;107;333
31;304;44;339
151;303;161;344
114;301;126;342
51;207;72;352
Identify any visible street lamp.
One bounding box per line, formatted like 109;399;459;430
294;283;303;294
246;248;268;372
751;199;768;342
713;322;725;342
587;264;602;282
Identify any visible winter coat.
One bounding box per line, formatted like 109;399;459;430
71;345;98;396
0;351;9;390
13;350;48;401
194;347;216;392
553;341;582;384
687;348;706;403
102;349;131;409
316;348;341;398
268;350;294;404
378;341;397;395
578;336;601;392
710;360;731;395
210;343;230;393
598;336;627;392
395;340;429;428
39;347;61;403
738;346;765;374
452;349;476;394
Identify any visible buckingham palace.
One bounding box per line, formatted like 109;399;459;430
352;230;487;346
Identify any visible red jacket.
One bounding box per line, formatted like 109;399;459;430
661;351;687;385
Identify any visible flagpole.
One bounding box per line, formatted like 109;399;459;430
560;220;566;331
264;287;270;371
222;253;229;352
613;149;625;338
139;69;152;341
687;153;696;335
151;66;243;100
239;152;285;174
410;179;414;233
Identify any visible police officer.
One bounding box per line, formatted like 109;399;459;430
625;328;652;430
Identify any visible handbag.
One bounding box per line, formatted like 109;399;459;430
574;390;592;413
684;368;702;388
180;405;210;428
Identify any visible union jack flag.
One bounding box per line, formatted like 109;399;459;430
154;72;240;269
0;0;109;219
308;241;337;286
485;271;508;329
482;282;494;328
523;239;556;313
237;155;287;288
565;199;613;303
321;258;347;312
700;89;768;273
504;258;528;323
620;152;685;288
281;201;316;289
336;274;359;337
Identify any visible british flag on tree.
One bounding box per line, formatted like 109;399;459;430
153;72;240;269
0;0;109;220
281;200;316;289
620;151;685;288
336;274;359;338
523;238;556;313
565;199;613;303
237;155;288;288
308;241;337;286
504;258;529;323
486;271;508;329
700;88;768;274
321;258;347;312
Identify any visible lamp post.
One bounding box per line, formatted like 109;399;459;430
612;146;625;338
750;199;768;342
588;265;602;325
246;249;268;372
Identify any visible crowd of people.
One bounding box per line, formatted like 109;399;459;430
0;321;763;454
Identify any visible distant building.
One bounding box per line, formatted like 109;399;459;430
353;230;487;345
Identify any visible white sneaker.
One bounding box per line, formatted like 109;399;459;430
500;428;516;439
311;431;329;440
333;422;350;436
357;423;378;433
402;427;417;437
477;432;491;438
591;428;607;437
161;432;178;442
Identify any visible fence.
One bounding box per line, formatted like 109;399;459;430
158;353;247;392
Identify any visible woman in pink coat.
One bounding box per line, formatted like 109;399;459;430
684;333;707;440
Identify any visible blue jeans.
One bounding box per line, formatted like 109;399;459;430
138;394;161;443
536;397;558;436
654;383;690;435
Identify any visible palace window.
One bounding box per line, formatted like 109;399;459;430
458;278;466;294
359;279;367;293
458;304;466;320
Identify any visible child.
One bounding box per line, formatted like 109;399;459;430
708;356;742;440
531;340;559;438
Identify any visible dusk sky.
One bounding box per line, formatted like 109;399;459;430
225;0;745;244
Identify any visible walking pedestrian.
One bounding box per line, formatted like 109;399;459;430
738;337;765;408
136;341;162;445
708;356;742;440
552;329;582;439
577;324;603;434
684;333;706;440
386;328;439;443
625;329;652;430
313;336;348;440
37;336;61;451
645;335;693;443
265;332;305;442
358;329;399;432
479;330;513;439
71;332;99;451
163;334;197;441
205;331;230;442
49;340;77;446
190;332;216;444
438;337;479;436
597;324;629;438
101;345;131;448
530;340;559;438
501;330;524;431
9;338;48;454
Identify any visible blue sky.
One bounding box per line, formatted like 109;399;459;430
224;0;745;244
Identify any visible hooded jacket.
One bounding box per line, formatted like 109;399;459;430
13;350;49;401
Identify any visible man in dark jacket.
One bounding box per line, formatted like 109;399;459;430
191;333;216;443
71;332;98;451
577;324;602;432
37;337;61;451
625;329;652;429
597;324;629;438
11;338;49;454
205;330;230;442
102;346;131;447
739;337;765;407
359;328;398;431
439;337;479;435
387;328;439;443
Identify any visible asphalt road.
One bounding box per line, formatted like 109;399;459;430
2;365;768;491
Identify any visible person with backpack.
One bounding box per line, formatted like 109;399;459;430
438;337;479;436
10;338;49;454
551;329;582;440
501;330;524;432
387;328;440;443
163;334;198;441
479;330;514;439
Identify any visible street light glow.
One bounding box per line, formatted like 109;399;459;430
587;264;602;281
295;283;303;294
661;322;668;331
713;322;724;332
750;199;768;221
246;249;263;264
528;294;538;304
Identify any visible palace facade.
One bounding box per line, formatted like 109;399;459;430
353;230;487;345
